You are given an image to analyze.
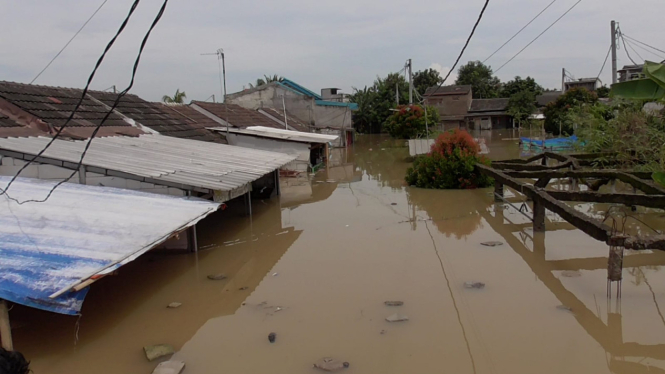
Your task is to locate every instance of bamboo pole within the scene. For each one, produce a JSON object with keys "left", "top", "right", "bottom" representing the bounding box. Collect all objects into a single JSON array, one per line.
[{"left": 0, "top": 299, "right": 13, "bottom": 351}]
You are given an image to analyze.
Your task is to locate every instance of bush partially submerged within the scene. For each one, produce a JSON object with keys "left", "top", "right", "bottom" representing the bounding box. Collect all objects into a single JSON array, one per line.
[
  {"left": 384, "top": 104, "right": 440, "bottom": 139},
  {"left": 405, "top": 129, "right": 493, "bottom": 189}
]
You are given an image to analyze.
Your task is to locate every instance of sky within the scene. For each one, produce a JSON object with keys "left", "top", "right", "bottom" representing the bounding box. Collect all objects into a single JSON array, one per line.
[{"left": 1, "top": 0, "right": 663, "bottom": 102}]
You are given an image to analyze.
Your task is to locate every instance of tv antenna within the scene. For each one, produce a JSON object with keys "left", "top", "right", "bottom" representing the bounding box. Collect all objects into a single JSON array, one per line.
[{"left": 201, "top": 48, "right": 226, "bottom": 102}]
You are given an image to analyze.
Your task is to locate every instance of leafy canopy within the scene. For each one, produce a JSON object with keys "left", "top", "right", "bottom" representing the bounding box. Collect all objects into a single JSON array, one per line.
[
  {"left": 162, "top": 89, "right": 187, "bottom": 104},
  {"left": 455, "top": 61, "right": 501, "bottom": 99}
]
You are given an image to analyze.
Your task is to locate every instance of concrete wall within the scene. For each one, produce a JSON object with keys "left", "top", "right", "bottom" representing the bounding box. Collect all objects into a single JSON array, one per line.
[
  {"left": 226, "top": 134, "right": 310, "bottom": 172},
  {"left": 0, "top": 156, "right": 185, "bottom": 197},
  {"left": 425, "top": 92, "right": 472, "bottom": 118}
]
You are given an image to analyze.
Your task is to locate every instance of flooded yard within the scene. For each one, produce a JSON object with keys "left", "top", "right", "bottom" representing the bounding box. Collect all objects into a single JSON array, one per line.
[{"left": 11, "top": 131, "right": 665, "bottom": 374}]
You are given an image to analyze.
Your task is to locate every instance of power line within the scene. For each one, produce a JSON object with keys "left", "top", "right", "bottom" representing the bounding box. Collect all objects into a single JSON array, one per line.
[
  {"left": 483, "top": 0, "right": 557, "bottom": 63},
  {"left": 624, "top": 38, "right": 665, "bottom": 60},
  {"left": 433, "top": 0, "right": 491, "bottom": 92},
  {"left": 1, "top": 0, "right": 141, "bottom": 199},
  {"left": 624, "top": 39, "right": 645, "bottom": 62},
  {"left": 597, "top": 44, "right": 612, "bottom": 80},
  {"left": 618, "top": 29, "right": 638, "bottom": 65},
  {"left": 622, "top": 34, "right": 665, "bottom": 56},
  {"left": 30, "top": 0, "right": 109, "bottom": 84},
  {"left": 495, "top": 0, "right": 582, "bottom": 73},
  {"left": 3, "top": 0, "right": 169, "bottom": 204}
]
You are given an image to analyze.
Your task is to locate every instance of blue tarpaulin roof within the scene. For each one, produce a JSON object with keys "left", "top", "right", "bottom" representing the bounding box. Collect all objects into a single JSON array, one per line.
[{"left": 0, "top": 177, "right": 220, "bottom": 315}]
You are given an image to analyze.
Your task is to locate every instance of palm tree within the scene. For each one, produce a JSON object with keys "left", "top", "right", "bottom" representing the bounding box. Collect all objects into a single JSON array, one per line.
[
  {"left": 248, "top": 75, "right": 283, "bottom": 89},
  {"left": 162, "top": 89, "right": 187, "bottom": 103}
]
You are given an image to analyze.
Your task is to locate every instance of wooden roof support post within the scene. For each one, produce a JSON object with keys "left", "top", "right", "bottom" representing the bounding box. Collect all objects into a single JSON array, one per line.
[
  {"left": 533, "top": 199, "right": 546, "bottom": 232},
  {"left": 494, "top": 182, "right": 504, "bottom": 202},
  {"left": 0, "top": 299, "right": 13, "bottom": 351}
]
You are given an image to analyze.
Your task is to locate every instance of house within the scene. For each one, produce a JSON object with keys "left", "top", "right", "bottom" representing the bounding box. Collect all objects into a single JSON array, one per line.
[
  {"left": 618, "top": 64, "right": 645, "bottom": 82},
  {"left": 225, "top": 78, "right": 356, "bottom": 147},
  {"left": 423, "top": 85, "right": 473, "bottom": 128},
  {"left": 321, "top": 88, "right": 350, "bottom": 103},
  {"left": 208, "top": 126, "right": 339, "bottom": 172},
  {"left": 564, "top": 78, "right": 600, "bottom": 92},
  {"left": 465, "top": 98, "right": 511, "bottom": 130},
  {"left": 536, "top": 91, "right": 562, "bottom": 107}
]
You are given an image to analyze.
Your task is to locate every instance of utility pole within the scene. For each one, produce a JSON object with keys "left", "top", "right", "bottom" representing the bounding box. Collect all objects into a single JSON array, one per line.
[
  {"left": 562, "top": 68, "right": 566, "bottom": 93},
  {"left": 408, "top": 59, "right": 413, "bottom": 105},
  {"left": 396, "top": 83, "right": 399, "bottom": 105},
  {"left": 611, "top": 20, "right": 618, "bottom": 85},
  {"left": 201, "top": 48, "right": 227, "bottom": 102}
]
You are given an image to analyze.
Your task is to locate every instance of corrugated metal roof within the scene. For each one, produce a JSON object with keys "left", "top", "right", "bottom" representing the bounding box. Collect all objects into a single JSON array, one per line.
[
  {"left": 0, "top": 176, "right": 220, "bottom": 315},
  {"left": 209, "top": 126, "right": 338, "bottom": 144},
  {"left": 0, "top": 134, "right": 296, "bottom": 199}
]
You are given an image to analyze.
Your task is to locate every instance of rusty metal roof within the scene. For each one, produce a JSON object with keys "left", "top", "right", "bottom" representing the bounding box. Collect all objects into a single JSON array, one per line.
[
  {"left": 469, "top": 98, "right": 509, "bottom": 113},
  {"left": 424, "top": 85, "right": 472, "bottom": 96}
]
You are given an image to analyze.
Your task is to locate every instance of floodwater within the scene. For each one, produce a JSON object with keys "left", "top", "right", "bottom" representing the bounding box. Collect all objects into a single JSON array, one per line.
[{"left": 11, "top": 130, "right": 665, "bottom": 374}]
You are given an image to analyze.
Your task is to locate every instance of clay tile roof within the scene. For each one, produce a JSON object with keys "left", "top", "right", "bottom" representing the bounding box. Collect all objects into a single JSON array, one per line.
[
  {"left": 536, "top": 92, "right": 562, "bottom": 107},
  {"left": 469, "top": 98, "right": 510, "bottom": 112},
  {"left": 258, "top": 107, "right": 311, "bottom": 132},
  {"left": 191, "top": 102, "right": 283, "bottom": 129},
  {"left": 424, "top": 85, "right": 472, "bottom": 96}
]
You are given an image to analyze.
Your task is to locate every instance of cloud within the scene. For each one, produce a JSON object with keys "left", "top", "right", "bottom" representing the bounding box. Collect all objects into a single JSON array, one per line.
[{"left": 429, "top": 63, "right": 457, "bottom": 85}]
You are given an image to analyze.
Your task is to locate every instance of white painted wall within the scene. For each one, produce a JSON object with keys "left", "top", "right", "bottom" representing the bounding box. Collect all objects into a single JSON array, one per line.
[{"left": 226, "top": 135, "right": 310, "bottom": 172}]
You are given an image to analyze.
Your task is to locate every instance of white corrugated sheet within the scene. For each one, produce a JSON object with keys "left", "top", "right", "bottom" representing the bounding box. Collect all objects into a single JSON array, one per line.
[
  {"left": 209, "top": 126, "right": 339, "bottom": 144},
  {"left": 0, "top": 177, "right": 220, "bottom": 315},
  {"left": 408, "top": 139, "right": 435, "bottom": 157},
  {"left": 0, "top": 134, "right": 296, "bottom": 199}
]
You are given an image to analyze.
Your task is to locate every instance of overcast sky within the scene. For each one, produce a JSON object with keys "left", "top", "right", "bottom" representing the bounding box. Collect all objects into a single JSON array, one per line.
[{"left": 1, "top": 0, "right": 663, "bottom": 102}]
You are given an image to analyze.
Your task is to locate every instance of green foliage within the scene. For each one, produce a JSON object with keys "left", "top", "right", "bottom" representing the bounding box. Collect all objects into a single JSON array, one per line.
[
  {"left": 413, "top": 68, "right": 443, "bottom": 96},
  {"left": 249, "top": 74, "right": 283, "bottom": 88},
  {"left": 507, "top": 91, "right": 537, "bottom": 128},
  {"left": 543, "top": 88, "right": 598, "bottom": 135},
  {"left": 653, "top": 172, "right": 665, "bottom": 187},
  {"left": 162, "top": 89, "right": 187, "bottom": 104},
  {"left": 384, "top": 105, "right": 440, "bottom": 139},
  {"left": 455, "top": 61, "right": 501, "bottom": 99},
  {"left": 349, "top": 73, "right": 410, "bottom": 133},
  {"left": 596, "top": 85, "right": 610, "bottom": 98},
  {"left": 405, "top": 129, "right": 493, "bottom": 189},
  {"left": 500, "top": 76, "right": 543, "bottom": 98},
  {"left": 574, "top": 101, "right": 665, "bottom": 171}
]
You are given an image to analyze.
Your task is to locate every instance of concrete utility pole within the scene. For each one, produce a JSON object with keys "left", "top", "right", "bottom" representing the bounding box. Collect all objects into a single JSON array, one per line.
[
  {"left": 408, "top": 59, "right": 414, "bottom": 105},
  {"left": 611, "top": 20, "right": 618, "bottom": 84},
  {"left": 562, "top": 68, "right": 566, "bottom": 93}
]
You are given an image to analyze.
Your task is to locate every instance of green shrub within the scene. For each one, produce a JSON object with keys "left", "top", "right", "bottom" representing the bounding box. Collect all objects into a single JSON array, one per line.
[
  {"left": 543, "top": 88, "right": 598, "bottom": 135},
  {"left": 405, "top": 129, "right": 493, "bottom": 189},
  {"left": 384, "top": 104, "right": 439, "bottom": 139}
]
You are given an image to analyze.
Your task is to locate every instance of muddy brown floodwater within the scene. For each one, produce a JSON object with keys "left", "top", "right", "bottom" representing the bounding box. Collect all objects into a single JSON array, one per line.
[{"left": 11, "top": 130, "right": 665, "bottom": 374}]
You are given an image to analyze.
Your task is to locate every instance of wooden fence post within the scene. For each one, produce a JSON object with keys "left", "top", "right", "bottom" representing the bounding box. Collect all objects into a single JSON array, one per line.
[
  {"left": 533, "top": 200, "right": 546, "bottom": 232},
  {"left": 0, "top": 299, "right": 13, "bottom": 351}
]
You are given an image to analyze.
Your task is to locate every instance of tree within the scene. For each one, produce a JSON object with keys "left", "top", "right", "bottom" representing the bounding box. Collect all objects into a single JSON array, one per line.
[
  {"left": 596, "top": 85, "right": 610, "bottom": 98},
  {"left": 455, "top": 61, "right": 501, "bottom": 99},
  {"left": 349, "top": 72, "right": 410, "bottom": 133},
  {"left": 249, "top": 74, "right": 283, "bottom": 88},
  {"left": 500, "top": 76, "right": 544, "bottom": 98},
  {"left": 543, "top": 87, "right": 598, "bottom": 135},
  {"left": 384, "top": 104, "right": 440, "bottom": 139},
  {"left": 413, "top": 68, "right": 443, "bottom": 96},
  {"left": 507, "top": 91, "right": 537, "bottom": 129},
  {"left": 162, "top": 89, "right": 187, "bottom": 104}
]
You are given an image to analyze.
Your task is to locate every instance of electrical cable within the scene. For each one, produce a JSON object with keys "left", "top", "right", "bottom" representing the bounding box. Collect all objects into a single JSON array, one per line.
[
  {"left": 624, "top": 39, "right": 645, "bottom": 62},
  {"left": 624, "top": 38, "right": 665, "bottom": 60},
  {"left": 495, "top": 0, "right": 582, "bottom": 73},
  {"left": 483, "top": 0, "right": 557, "bottom": 63},
  {"left": 597, "top": 44, "right": 612, "bottom": 80},
  {"left": 619, "top": 29, "right": 638, "bottom": 65},
  {"left": 0, "top": 0, "right": 141, "bottom": 198},
  {"left": 3, "top": 0, "right": 169, "bottom": 204},
  {"left": 431, "top": 0, "right": 491, "bottom": 94},
  {"left": 622, "top": 34, "right": 665, "bottom": 56},
  {"left": 31, "top": 0, "right": 109, "bottom": 84}
]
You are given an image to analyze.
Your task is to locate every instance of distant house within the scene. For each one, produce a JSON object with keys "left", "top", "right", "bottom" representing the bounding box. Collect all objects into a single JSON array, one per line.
[
  {"left": 466, "top": 98, "right": 511, "bottom": 130},
  {"left": 564, "top": 78, "right": 601, "bottom": 92},
  {"left": 536, "top": 91, "right": 563, "bottom": 107},
  {"left": 618, "top": 64, "right": 645, "bottom": 82},
  {"left": 225, "top": 78, "right": 356, "bottom": 147},
  {"left": 423, "top": 85, "right": 473, "bottom": 128},
  {"left": 320, "top": 88, "right": 350, "bottom": 103}
]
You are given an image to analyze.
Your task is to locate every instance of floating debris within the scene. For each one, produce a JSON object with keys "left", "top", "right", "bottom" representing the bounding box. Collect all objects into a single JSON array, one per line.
[
  {"left": 207, "top": 273, "right": 227, "bottom": 281},
  {"left": 464, "top": 282, "right": 485, "bottom": 289},
  {"left": 384, "top": 301, "right": 404, "bottom": 306},
  {"left": 481, "top": 241, "right": 503, "bottom": 247},
  {"left": 144, "top": 344, "right": 175, "bottom": 361},
  {"left": 390, "top": 203, "right": 397, "bottom": 206},
  {"left": 152, "top": 361, "right": 185, "bottom": 374},
  {"left": 386, "top": 313, "right": 409, "bottom": 322},
  {"left": 556, "top": 305, "right": 573, "bottom": 312},
  {"left": 313, "top": 357, "right": 350, "bottom": 372},
  {"left": 380, "top": 329, "right": 387, "bottom": 335},
  {"left": 268, "top": 332, "right": 276, "bottom": 343},
  {"left": 239, "top": 287, "right": 249, "bottom": 291},
  {"left": 272, "top": 272, "right": 279, "bottom": 276},
  {"left": 561, "top": 271, "right": 582, "bottom": 278},
  {"left": 166, "top": 302, "right": 182, "bottom": 309}
]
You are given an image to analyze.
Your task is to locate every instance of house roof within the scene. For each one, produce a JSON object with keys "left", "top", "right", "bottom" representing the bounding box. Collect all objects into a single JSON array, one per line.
[
  {"left": 0, "top": 176, "right": 220, "bottom": 315},
  {"left": 0, "top": 134, "right": 297, "bottom": 201},
  {"left": 619, "top": 64, "right": 644, "bottom": 72},
  {"left": 209, "top": 126, "right": 338, "bottom": 144},
  {"left": 280, "top": 79, "right": 323, "bottom": 99},
  {"left": 156, "top": 104, "right": 226, "bottom": 143},
  {"left": 424, "top": 85, "right": 472, "bottom": 96},
  {"left": 536, "top": 92, "right": 562, "bottom": 107},
  {"left": 0, "top": 81, "right": 145, "bottom": 138},
  {"left": 190, "top": 102, "right": 284, "bottom": 129},
  {"left": 566, "top": 78, "right": 600, "bottom": 84},
  {"left": 469, "top": 98, "right": 509, "bottom": 112},
  {"left": 258, "top": 107, "right": 311, "bottom": 132}
]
